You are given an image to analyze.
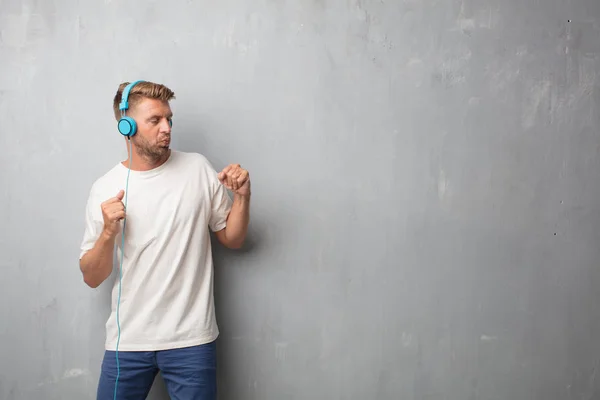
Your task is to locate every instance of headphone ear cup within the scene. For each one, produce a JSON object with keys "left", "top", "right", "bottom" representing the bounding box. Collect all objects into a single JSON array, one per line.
[{"left": 118, "top": 117, "right": 137, "bottom": 137}]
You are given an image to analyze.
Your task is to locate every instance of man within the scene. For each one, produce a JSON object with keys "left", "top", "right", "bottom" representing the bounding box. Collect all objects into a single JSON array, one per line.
[{"left": 79, "top": 80, "right": 250, "bottom": 399}]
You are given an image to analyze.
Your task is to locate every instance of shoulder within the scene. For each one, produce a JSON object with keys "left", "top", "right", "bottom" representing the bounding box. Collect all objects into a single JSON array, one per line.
[
  {"left": 173, "top": 151, "right": 214, "bottom": 168},
  {"left": 170, "top": 151, "right": 223, "bottom": 193},
  {"left": 85, "top": 163, "right": 123, "bottom": 205},
  {"left": 171, "top": 151, "right": 219, "bottom": 176}
]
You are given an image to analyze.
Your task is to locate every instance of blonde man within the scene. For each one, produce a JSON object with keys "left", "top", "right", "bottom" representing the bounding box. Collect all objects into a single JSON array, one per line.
[{"left": 79, "top": 80, "right": 251, "bottom": 399}]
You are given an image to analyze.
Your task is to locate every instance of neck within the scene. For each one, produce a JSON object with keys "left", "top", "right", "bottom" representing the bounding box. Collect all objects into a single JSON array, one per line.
[{"left": 123, "top": 142, "right": 170, "bottom": 171}]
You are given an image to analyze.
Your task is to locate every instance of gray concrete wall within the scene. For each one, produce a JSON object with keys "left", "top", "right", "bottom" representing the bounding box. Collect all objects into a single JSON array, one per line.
[{"left": 2, "top": 0, "right": 600, "bottom": 399}]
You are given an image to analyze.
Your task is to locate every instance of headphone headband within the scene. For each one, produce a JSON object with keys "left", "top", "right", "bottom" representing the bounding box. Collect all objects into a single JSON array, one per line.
[{"left": 119, "top": 80, "right": 145, "bottom": 112}]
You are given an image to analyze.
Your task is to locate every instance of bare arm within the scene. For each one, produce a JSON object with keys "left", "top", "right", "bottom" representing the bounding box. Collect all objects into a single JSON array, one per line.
[
  {"left": 215, "top": 193, "right": 250, "bottom": 249},
  {"left": 79, "top": 230, "right": 116, "bottom": 288},
  {"left": 79, "top": 190, "right": 125, "bottom": 288}
]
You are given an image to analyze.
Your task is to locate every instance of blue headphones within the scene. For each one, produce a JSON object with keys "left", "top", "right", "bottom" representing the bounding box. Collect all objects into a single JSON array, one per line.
[{"left": 117, "top": 80, "right": 144, "bottom": 137}]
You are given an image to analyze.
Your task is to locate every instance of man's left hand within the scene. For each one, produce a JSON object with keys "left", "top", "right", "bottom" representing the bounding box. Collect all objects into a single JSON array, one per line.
[{"left": 218, "top": 164, "right": 251, "bottom": 197}]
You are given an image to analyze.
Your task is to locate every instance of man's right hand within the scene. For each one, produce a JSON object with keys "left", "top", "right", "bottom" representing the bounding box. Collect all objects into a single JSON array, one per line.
[
  {"left": 80, "top": 190, "right": 125, "bottom": 288},
  {"left": 101, "top": 190, "right": 125, "bottom": 238}
]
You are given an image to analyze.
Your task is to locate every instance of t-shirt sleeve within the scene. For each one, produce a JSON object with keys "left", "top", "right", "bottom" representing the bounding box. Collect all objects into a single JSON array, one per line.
[
  {"left": 79, "top": 189, "right": 103, "bottom": 259},
  {"left": 209, "top": 175, "right": 233, "bottom": 232}
]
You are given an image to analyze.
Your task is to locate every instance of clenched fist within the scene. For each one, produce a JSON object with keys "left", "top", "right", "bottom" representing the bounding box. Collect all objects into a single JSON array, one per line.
[
  {"left": 101, "top": 190, "right": 126, "bottom": 238},
  {"left": 218, "top": 164, "right": 250, "bottom": 197}
]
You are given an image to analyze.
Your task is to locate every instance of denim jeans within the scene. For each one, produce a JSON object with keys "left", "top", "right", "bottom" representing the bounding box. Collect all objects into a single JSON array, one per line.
[{"left": 96, "top": 340, "right": 217, "bottom": 400}]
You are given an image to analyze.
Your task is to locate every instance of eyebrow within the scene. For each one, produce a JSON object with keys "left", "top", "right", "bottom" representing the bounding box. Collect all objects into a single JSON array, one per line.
[{"left": 147, "top": 113, "right": 173, "bottom": 120}]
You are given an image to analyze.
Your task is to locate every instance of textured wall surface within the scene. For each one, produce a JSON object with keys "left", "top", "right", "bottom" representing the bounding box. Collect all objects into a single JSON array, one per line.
[{"left": 2, "top": 0, "right": 600, "bottom": 399}]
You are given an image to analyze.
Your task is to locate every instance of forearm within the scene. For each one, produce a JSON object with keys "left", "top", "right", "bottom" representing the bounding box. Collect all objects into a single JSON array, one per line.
[
  {"left": 223, "top": 194, "right": 250, "bottom": 248},
  {"left": 80, "top": 231, "right": 115, "bottom": 288}
]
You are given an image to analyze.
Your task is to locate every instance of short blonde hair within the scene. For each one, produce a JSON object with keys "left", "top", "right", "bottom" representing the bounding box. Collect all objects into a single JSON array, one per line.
[{"left": 112, "top": 81, "right": 176, "bottom": 120}]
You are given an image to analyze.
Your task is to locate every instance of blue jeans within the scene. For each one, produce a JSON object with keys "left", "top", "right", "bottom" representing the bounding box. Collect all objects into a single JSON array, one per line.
[{"left": 96, "top": 340, "right": 217, "bottom": 400}]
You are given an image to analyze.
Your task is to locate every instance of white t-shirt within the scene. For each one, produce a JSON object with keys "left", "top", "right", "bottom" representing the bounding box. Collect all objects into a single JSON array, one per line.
[{"left": 79, "top": 150, "right": 233, "bottom": 351}]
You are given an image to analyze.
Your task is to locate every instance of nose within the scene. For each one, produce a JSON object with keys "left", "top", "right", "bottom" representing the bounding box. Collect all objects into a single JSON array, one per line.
[{"left": 161, "top": 118, "right": 172, "bottom": 132}]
